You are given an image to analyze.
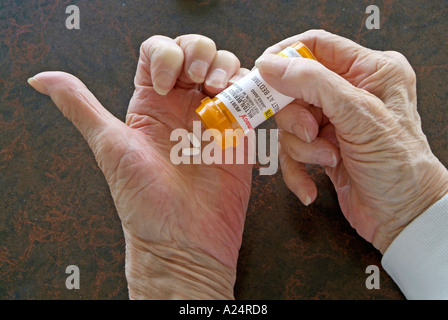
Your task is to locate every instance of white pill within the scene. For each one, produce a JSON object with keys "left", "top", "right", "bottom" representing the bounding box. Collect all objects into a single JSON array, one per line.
[
  {"left": 182, "top": 148, "right": 200, "bottom": 157},
  {"left": 187, "top": 132, "right": 201, "bottom": 148}
]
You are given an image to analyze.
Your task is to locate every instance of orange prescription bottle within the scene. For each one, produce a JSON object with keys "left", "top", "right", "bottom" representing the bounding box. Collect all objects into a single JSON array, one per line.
[{"left": 195, "top": 41, "right": 317, "bottom": 148}]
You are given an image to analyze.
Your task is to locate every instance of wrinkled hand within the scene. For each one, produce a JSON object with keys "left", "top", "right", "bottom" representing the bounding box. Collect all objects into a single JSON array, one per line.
[
  {"left": 28, "top": 34, "right": 252, "bottom": 299},
  {"left": 256, "top": 30, "right": 448, "bottom": 253}
]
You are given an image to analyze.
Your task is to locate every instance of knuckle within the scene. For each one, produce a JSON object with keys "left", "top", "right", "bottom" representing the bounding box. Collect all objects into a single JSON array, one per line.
[
  {"left": 139, "top": 36, "right": 174, "bottom": 61},
  {"left": 187, "top": 34, "right": 216, "bottom": 52},
  {"left": 140, "top": 35, "right": 163, "bottom": 53},
  {"left": 148, "top": 44, "right": 183, "bottom": 64},
  {"left": 384, "top": 51, "right": 416, "bottom": 83},
  {"left": 139, "top": 39, "right": 150, "bottom": 56},
  {"left": 216, "top": 49, "right": 237, "bottom": 60},
  {"left": 353, "top": 90, "right": 383, "bottom": 111},
  {"left": 215, "top": 50, "right": 240, "bottom": 67},
  {"left": 159, "top": 44, "right": 183, "bottom": 59},
  {"left": 306, "top": 29, "right": 330, "bottom": 37},
  {"left": 198, "top": 35, "right": 216, "bottom": 48}
]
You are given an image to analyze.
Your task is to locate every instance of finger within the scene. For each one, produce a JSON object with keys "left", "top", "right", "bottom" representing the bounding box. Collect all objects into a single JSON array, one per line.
[
  {"left": 28, "top": 71, "right": 126, "bottom": 170},
  {"left": 229, "top": 67, "right": 250, "bottom": 84},
  {"left": 175, "top": 34, "right": 217, "bottom": 85},
  {"left": 324, "top": 161, "right": 352, "bottom": 219},
  {"left": 279, "top": 145, "right": 317, "bottom": 206},
  {"left": 203, "top": 50, "right": 241, "bottom": 95},
  {"left": 274, "top": 102, "right": 319, "bottom": 143},
  {"left": 279, "top": 130, "right": 339, "bottom": 168},
  {"left": 361, "top": 50, "right": 418, "bottom": 117},
  {"left": 318, "top": 122, "right": 339, "bottom": 148},
  {"left": 255, "top": 53, "right": 388, "bottom": 137},
  {"left": 262, "top": 29, "right": 380, "bottom": 86},
  {"left": 135, "top": 35, "right": 184, "bottom": 95},
  {"left": 261, "top": 30, "right": 416, "bottom": 108}
]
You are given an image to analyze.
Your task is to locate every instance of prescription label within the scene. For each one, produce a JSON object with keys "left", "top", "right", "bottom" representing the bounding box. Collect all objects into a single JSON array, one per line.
[{"left": 216, "top": 46, "right": 304, "bottom": 132}]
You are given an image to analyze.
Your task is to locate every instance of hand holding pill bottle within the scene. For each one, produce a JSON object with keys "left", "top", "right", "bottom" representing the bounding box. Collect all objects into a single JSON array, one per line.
[{"left": 195, "top": 42, "right": 317, "bottom": 148}]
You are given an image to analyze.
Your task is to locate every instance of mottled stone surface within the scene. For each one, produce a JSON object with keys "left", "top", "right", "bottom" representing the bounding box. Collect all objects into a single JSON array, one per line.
[{"left": 1, "top": 0, "right": 446, "bottom": 299}]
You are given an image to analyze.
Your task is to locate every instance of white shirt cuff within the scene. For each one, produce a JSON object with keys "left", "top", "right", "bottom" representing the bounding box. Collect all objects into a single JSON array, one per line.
[{"left": 381, "top": 194, "right": 448, "bottom": 299}]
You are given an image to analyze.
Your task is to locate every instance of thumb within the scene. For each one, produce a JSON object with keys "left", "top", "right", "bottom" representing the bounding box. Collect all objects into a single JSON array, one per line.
[
  {"left": 28, "top": 71, "right": 127, "bottom": 171},
  {"left": 255, "top": 54, "right": 387, "bottom": 136}
]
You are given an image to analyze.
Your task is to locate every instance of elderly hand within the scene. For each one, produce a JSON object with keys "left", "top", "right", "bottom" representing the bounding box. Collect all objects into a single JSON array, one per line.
[
  {"left": 256, "top": 30, "right": 448, "bottom": 253},
  {"left": 28, "top": 34, "right": 252, "bottom": 299}
]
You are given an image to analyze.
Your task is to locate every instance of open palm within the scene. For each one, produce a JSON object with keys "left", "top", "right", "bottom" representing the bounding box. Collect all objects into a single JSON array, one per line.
[{"left": 29, "top": 35, "right": 252, "bottom": 273}]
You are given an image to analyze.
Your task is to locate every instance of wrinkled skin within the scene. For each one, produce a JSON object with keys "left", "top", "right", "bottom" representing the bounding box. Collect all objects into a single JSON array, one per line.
[
  {"left": 257, "top": 30, "right": 448, "bottom": 253},
  {"left": 29, "top": 35, "right": 252, "bottom": 298},
  {"left": 28, "top": 29, "right": 448, "bottom": 299}
]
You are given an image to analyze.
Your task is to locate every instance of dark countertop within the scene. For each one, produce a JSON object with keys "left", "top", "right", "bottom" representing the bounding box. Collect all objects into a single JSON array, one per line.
[{"left": 1, "top": 0, "right": 446, "bottom": 299}]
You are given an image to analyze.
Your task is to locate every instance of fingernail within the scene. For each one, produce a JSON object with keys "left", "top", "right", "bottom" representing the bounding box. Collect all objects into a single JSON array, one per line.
[
  {"left": 27, "top": 77, "right": 48, "bottom": 95},
  {"left": 316, "top": 150, "right": 337, "bottom": 167},
  {"left": 188, "top": 60, "right": 208, "bottom": 83},
  {"left": 290, "top": 123, "right": 311, "bottom": 143},
  {"left": 205, "top": 68, "right": 228, "bottom": 89},
  {"left": 303, "top": 194, "right": 312, "bottom": 206},
  {"left": 304, "top": 128, "right": 311, "bottom": 143},
  {"left": 153, "top": 70, "right": 174, "bottom": 95}
]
